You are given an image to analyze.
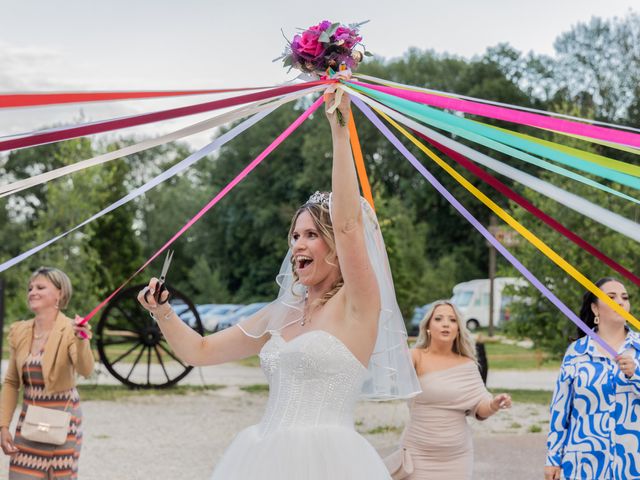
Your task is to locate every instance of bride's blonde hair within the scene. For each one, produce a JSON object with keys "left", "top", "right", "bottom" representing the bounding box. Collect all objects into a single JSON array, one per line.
[{"left": 415, "top": 300, "right": 477, "bottom": 361}]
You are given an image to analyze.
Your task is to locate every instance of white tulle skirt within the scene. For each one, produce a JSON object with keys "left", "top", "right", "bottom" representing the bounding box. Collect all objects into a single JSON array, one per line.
[{"left": 210, "top": 424, "right": 391, "bottom": 479}]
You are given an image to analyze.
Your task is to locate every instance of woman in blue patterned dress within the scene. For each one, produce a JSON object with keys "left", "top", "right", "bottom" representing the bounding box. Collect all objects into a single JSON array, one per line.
[{"left": 545, "top": 277, "right": 640, "bottom": 480}]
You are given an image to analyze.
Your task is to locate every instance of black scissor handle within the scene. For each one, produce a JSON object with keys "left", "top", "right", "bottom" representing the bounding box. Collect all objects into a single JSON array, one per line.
[{"left": 144, "top": 281, "right": 170, "bottom": 305}]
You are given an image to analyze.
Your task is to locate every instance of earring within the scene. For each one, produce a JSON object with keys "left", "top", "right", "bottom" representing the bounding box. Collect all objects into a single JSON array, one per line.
[{"left": 594, "top": 315, "right": 600, "bottom": 325}]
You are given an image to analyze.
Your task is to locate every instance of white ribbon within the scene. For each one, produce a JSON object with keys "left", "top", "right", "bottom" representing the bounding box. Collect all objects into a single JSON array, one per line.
[
  {"left": 325, "top": 69, "right": 353, "bottom": 115},
  {"left": 345, "top": 86, "right": 640, "bottom": 243},
  {"left": 0, "top": 85, "right": 326, "bottom": 197},
  {"left": 0, "top": 88, "right": 322, "bottom": 273}
]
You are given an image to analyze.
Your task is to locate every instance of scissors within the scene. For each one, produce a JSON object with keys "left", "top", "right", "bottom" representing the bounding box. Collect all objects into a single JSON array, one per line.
[{"left": 145, "top": 249, "right": 173, "bottom": 305}]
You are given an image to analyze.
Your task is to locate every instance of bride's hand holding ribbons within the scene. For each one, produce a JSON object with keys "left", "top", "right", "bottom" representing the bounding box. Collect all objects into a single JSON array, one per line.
[{"left": 324, "top": 86, "right": 351, "bottom": 131}]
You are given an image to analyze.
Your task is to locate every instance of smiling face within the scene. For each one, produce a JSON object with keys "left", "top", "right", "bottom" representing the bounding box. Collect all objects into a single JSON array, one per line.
[
  {"left": 27, "top": 275, "right": 61, "bottom": 313},
  {"left": 426, "top": 304, "right": 460, "bottom": 348},
  {"left": 290, "top": 210, "right": 340, "bottom": 287},
  {"left": 592, "top": 280, "right": 630, "bottom": 328}
]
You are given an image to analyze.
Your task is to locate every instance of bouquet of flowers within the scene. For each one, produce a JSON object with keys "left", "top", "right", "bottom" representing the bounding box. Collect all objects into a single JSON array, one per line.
[{"left": 277, "top": 20, "right": 371, "bottom": 76}]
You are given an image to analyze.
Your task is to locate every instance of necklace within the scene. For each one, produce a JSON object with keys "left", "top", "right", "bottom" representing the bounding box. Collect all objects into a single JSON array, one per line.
[{"left": 33, "top": 326, "right": 51, "bottom": 340}]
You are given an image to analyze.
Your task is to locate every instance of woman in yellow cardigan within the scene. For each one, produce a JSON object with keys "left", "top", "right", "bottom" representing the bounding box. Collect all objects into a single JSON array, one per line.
[{"left": 0, "top": 267, "right": 93, "bottom": 479}]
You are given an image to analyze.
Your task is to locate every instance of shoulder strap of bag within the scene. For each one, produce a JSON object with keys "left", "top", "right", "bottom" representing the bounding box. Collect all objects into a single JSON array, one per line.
[{"left": 25, "top": 352, "right": 74, "bottom": 413}]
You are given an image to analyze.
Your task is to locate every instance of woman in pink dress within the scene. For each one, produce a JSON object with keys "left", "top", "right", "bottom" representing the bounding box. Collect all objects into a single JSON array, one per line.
[{"left": 386, "top": 300, "right": 512, "bottom": 479}]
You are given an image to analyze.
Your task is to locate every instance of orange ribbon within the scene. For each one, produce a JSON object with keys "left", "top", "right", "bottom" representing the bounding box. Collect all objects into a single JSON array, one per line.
[{"left": 348, "top": 108, "right": 375, "bottom": 210}]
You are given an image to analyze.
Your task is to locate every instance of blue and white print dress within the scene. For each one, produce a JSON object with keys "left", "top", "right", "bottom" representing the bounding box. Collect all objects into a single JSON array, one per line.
[{"left": 546, "top": 331, "right": 640, "bottom": 480}]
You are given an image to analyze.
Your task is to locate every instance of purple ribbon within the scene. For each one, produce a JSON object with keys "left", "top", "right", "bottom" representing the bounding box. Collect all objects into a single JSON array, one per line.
[{"left": 352, "top": 96, "right": 616, "bottom": 357}]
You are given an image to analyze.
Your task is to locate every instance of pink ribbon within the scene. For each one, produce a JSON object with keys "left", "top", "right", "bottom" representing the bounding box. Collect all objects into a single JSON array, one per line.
[{"left": 349, "top": 80, "right": 640, "bottom": 148}]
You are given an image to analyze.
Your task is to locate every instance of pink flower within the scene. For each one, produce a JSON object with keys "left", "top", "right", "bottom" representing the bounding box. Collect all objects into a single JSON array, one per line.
[{"left": 295, "top": 30, "right": 325, "bottom": 58}]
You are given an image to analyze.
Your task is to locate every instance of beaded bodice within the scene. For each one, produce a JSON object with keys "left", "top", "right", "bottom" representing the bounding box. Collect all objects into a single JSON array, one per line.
[{"left": 257, "top": 330, "right": 367, "bottom": 435}]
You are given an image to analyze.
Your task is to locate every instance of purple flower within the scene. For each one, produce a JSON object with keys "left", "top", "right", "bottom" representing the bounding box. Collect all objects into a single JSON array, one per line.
[{"left": 309, "top": 20, "right": 332, "bottom": 32}]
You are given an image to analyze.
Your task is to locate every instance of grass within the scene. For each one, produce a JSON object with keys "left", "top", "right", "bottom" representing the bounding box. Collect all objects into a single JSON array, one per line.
[
  {"left": 485, "top": 342, "right": 560, "bottom": 370},
  {"left": 234, "top": 339, "right": 560, "bottom": 371},
  {"left": 240, "top": 384, "right": 269, "bottom": 394},
  {"left": 365, "top": 425, "right": 403, "bottom": 435},
  {"left": 77, "top": 384, "right": 224, "bottom": 401},
  {"left": 529, "top": 424, "right": 543, "bottom": 433},
  {"left": 488, "top": 388, "right": 553, "bottom": 406}
]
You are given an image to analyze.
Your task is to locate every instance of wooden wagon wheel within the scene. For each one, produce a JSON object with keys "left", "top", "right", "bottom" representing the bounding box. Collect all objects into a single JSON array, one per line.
[{"left": 95, "top": 283, "right": 203, "bottom": 388}]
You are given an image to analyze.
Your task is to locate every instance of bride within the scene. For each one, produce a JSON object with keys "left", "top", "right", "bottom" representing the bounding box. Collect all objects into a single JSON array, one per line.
[{"left": 137, "top": 89, "right": 420, "bottom": 479}]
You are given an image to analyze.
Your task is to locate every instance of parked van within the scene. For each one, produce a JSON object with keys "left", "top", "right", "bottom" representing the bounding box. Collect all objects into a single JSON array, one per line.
[{"left": 450, "top": 277, "right": 526, "bottom": 331}]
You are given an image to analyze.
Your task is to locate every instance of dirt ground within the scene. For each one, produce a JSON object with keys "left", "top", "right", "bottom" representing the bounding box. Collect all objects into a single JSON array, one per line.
[{"left": 0, "top": 385, "right": 548, "bottom": 479}]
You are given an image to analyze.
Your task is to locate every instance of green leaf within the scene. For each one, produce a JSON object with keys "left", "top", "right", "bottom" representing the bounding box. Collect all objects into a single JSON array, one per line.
[
  {"left": 364, "top": 51, "right": 373, "bottom": 57},
  {"left": 319, "top": 31, "right": 330, "bottom": 43},
  {"left": 326, "top": 22, "right": 340, "bottom": 37}
]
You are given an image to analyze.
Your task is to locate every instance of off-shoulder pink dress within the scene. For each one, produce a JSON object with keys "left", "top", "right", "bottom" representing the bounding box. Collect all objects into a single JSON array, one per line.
[{"left": 394, "top": 361, "right": 492, "bottom": 479}]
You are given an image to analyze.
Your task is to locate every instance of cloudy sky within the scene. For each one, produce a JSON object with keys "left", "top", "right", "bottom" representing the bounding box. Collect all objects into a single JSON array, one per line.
[{"left": 1, "top": 0, "right": 637, "bottom": 147}]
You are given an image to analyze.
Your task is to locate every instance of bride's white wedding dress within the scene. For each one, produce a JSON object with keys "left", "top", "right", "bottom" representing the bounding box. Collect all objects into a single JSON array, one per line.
[{"left": 210, "top": 329, "right": 391, "bottom": 479}]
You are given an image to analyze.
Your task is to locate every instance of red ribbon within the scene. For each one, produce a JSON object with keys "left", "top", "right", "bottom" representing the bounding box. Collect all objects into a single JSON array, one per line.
[
  {"left": 415, "top": 131, "right": 640, "bottom": 287},
  {"left": 0, "top": 87, "right": 276, "bottom": 109},
  {"left": 0, "top": 80, "right": 333, "bottom": 152}
]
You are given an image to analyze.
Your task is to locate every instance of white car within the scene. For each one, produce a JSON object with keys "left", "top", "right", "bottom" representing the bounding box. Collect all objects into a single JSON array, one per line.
[
  {"left": 201, "top": 304, "right": 242, "bottom": 332},
  {"left": 216, "top": 302, "right": 269, "bottom": 331}
]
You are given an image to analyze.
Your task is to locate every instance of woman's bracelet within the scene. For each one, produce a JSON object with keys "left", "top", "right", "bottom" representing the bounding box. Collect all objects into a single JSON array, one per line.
[{"left": 149, "top": 306, "right": 174, "bottom": 321}]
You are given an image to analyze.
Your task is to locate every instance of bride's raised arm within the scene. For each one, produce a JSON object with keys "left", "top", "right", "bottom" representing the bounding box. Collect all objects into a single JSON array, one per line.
[{"left": 325, "top": 90, "right": 380, "bottom": 330}]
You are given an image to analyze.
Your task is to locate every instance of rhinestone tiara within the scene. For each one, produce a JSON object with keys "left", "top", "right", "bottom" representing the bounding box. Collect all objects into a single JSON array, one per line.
[{"left": 306, "top": 191, "right": 331, "bottom": 207}]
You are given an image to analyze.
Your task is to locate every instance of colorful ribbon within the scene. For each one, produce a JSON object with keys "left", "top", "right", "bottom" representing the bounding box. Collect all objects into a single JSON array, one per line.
[
  {"left": 345, "top": 86, "right": 640, "bottom": 243},
  {"left": 0, "top": 80, "right": 331, "bottom": 152},
  {"left": 346, "top": 81, "right": 640, "bottom": 197},
  {"left": 376, "top": 108, "right": 640, "bottom": 332},
  {"left": 481, "top": 122, "right": 640, "bottom": 178},
  {"left": 349, "top": 79, "right": 640, "bottom": 148},
  {"left": 351, "top": 96, "right": 617, "bottom": 357},
  {"left": 354, "top": 73, "right": 640, "bottom": 136},
  {"left": 418, "top": 132, "right": 640, "bottom": 287},
  {"left": 0, "top": 86, "right": 325, "bottom": 197},
  {"left": 81, "top": 96, "right": 324, "bottom": 322},
  {"left": 0, "top": 104, "right": 279, "bottom": 272}
]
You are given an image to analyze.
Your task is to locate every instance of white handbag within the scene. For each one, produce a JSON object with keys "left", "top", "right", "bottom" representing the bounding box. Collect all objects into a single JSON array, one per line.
[
  {"left": 21, "top": 362, "right": 72, "bottom": 446},
  {"left": 21, "top": 405, "right": 71, "bottom": 446},
  {"left": 383, "top": 447, "right": 414, "bottom": 480}
]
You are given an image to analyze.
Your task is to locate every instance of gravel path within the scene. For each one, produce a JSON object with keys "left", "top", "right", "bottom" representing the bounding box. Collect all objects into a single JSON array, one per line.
[{"left": 0, "top": 385, "right": 549, "bottom": 480}]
